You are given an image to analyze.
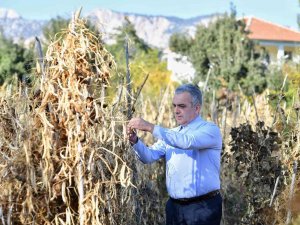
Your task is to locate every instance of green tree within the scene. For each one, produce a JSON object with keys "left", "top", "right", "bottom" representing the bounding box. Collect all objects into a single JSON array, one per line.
[
  {"left": 42, "top": 16, "right": 69, "bottom": 43},
  {"left": 130, "top": 50, "right": 171, "bottom": 98},
  {"left": 107, "top": 17, "right": 150, "bottom": 65},
  {"left": 107, "top": 17, "right": 172, "bottom": 99},
  {"left": 170, "top": 14, "right": 268, "bottom": 95},
  {"left": 169, "top": 33, "right": 192, "bottom": 55},
  {"left": 0, "top": 33, "right": 34, "bottom": 85}
]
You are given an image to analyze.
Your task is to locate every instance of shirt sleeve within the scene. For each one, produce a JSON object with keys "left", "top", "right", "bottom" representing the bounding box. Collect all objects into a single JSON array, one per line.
[
  {"left": 132, "top": 138, "right": 166, "bottom": 164},
  {"left": 152, "top": 124, "right": 222, "bottom": 150}
]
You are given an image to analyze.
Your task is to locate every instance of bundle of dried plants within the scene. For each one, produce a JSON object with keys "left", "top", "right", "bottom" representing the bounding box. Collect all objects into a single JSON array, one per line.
[{"left": 0, "top": 14, "right": 136, "bottom": 225}]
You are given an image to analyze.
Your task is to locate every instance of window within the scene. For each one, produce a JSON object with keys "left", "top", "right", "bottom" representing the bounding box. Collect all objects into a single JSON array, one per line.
[{"left": 284, "top": 51, "right": 292, "bottom": 60}]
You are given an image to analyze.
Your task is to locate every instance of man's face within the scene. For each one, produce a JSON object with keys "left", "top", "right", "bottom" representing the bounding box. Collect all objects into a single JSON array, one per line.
[{"left": 172, "top": 92, "right": 200, "bottom": 126}]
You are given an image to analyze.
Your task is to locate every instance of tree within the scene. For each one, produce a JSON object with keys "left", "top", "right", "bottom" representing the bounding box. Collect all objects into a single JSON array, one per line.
[
  {"left": 130, "top": 50, "right": 171, "bottom": 98},
  {"left": 42, "top": 16, "right": 69, "bottom": 43},
  {"left": 107, "top": 17, "right": 150, "bottom": 65},
  {"left": 169, "top": 14, "right": 268, "bottom": 95},
  {"left": 0, "top": 33, "right": 34, "bottom": 85},
  {"left": 169, "top": 33, "right": 192, "bottom": 55},
  {"left": 107, "top": 17, "right": 172, "bottom": 99}
]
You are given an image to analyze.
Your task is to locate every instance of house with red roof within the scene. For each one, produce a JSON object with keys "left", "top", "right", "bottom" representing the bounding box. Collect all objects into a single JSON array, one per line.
[{"left": 243, "top": 17, "right": 300, "bottom": 63}]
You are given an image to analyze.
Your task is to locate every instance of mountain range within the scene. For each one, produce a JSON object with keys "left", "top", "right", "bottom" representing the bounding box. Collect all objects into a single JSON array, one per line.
[{"left": 0, "top": 8, "right": 219, "bottom": 49}]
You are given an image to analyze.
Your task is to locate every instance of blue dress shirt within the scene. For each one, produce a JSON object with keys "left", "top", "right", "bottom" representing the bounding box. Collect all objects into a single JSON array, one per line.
[{"left": 132, "top": 116, "right": 222, "bottom": 199}]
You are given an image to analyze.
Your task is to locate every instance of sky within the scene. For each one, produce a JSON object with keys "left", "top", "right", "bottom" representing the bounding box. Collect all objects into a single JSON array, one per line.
[{"left": 1, "top": 0, "right": 299, "bottom": 30}]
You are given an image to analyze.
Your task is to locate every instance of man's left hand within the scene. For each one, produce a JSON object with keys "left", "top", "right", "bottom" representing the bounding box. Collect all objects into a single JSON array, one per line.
[{"left": 128, "top": 117, "right": 154, "bottom": 133}]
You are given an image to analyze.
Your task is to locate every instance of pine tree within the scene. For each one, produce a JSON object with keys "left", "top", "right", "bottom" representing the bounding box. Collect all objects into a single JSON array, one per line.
[
  {"left": 169, "top": 33, "right": 192, "bottom": 55},
  {"left": 0, "top": 33, "right": 34, "bottom": 85},
  {"left": 169, "top": 13, "right": 268, "bottom": 95},
  {"left": 107, "top": 17, "right": 172, "bottom": 99}
]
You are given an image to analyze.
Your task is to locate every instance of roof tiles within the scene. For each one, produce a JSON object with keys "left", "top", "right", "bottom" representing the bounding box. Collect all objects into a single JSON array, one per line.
[{"left": 243, "top": 17, "right": 300, "bottom": 42}]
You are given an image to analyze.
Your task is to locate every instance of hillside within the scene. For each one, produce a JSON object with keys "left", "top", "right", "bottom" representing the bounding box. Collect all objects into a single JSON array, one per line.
[{"left": 0, "top": 7, "right": 219, "bottom": 48}]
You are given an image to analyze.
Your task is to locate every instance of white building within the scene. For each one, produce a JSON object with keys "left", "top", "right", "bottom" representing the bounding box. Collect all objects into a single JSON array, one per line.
[
  {"left": 244, "top": 16, "right": 300, "bottom": 63},
  {"left": 162, "top": 49, "right": 195, "bottom": 83}
]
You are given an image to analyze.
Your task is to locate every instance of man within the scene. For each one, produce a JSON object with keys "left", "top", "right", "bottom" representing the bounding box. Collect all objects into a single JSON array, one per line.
[{"left": 127, "top": 84, "right": 222, "bottom": 225}]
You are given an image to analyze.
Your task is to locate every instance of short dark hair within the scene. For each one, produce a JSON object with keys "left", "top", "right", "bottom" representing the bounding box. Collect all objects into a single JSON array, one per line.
[{"left": 175, "top": 84, "right": 202, "bottom": 106}]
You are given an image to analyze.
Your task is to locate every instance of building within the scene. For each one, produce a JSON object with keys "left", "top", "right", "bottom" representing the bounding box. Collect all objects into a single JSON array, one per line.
[
  {"left": 162, "top": 49, "right": 195, "bottom": 83},
  {"left": 243, "top": 16, "right": 300, "bottom": 63},
  {"left": 165, "top": 16, "right": 300, "bottom": 83}
]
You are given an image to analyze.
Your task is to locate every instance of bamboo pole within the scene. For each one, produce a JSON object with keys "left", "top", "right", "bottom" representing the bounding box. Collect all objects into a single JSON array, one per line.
[
  {"left": 7, "top": 191, "right": 12, "bottom": 225},
  {"left": 156, "top": 84, "right": 170, "bottom": 124},
  {"left": 125, "top": 37, "right": 132, "bottom": 120},
  {"left": 0, "top": 206, "right": 5, "bottom": 225},
  {"left": 203, "top": 66, "right": 212, "bottom": 93},
  {"left": 251, "top": 94, "right": 259, "bottom": 124},
  {"left": 221, "top": 90, "right": 229, "bottom": 140},
  {"left": 232, "top": 95, "right": 240, "bottom": 127},
  {"left": 125, "top": 36, "right": 141, "bottom": 224},
  {"left": 72, "top": 15, "right": 85, "bottom": 224},
  {"left": 112, "top": 82, "right": 124, "bottom": 111},
  {"left": 286, "top": 161, "right": 298, "bottom": 224},
  {"left": 271, "top": 74, "right": 288, "bottom": 128},
  {"left": 210, "top": 89, "right": 218, "bottom": 124},
  {"left": 269, "top": 176, "right": 280, "bottom": 207},
  {"left": 34, "top": 37, "right": 45, "bottom": 81},
  {"left": 201, "top": 66, "right": 212, "bottom": 119},
  {"left": 132, "top": 73, "right": 149, "bottom": 112},
  {"left": 76, "top": 113, "right": 85, "bottom": 225}
]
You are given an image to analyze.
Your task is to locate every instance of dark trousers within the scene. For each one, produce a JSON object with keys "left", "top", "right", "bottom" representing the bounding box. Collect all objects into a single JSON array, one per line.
[{"left": 165, "top": 193, "right": 222, "bottom": 225}]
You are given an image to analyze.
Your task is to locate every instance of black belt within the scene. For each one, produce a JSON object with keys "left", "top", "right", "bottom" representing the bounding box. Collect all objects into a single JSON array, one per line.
[{"left": 170, "top": 190, "right": 220, "bottom": 205}]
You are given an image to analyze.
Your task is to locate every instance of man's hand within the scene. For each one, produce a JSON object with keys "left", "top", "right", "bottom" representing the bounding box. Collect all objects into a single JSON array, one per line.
[
  {"left": 128, "top": 118, "right": 155, "bottom": 133},
  {"left": 127, "top": 127, "right": 138, "bottom": 145}
]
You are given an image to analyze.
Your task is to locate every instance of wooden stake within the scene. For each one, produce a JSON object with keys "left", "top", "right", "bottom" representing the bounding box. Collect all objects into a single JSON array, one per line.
[
  {"left": 269, "top": 176, "right": 280, "bottom": 207},
  {"left": 35, "top": 37, "right": 45, "bottom": 81},
  {"left": 125, "top": 37, "right": 132, "bottom": 120},
  {"left": 286, "top": 161, "right": 298, "bottom": 224}
]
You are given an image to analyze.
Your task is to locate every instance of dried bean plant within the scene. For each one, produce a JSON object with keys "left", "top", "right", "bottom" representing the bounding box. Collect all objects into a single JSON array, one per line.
[{"left": 0, "top": 15, "right": 136, "bottom": 225}]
